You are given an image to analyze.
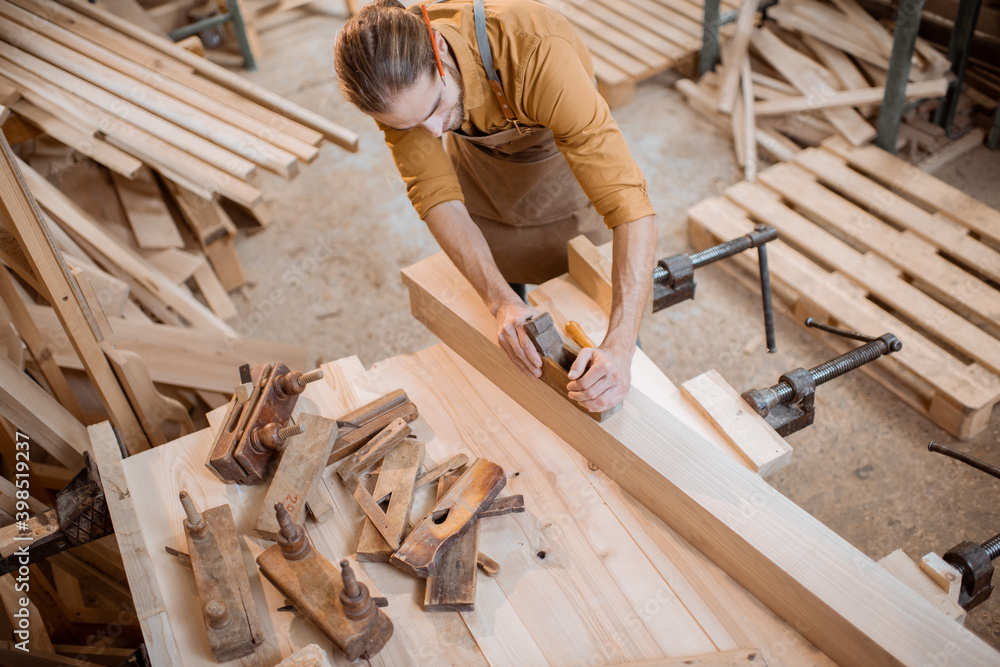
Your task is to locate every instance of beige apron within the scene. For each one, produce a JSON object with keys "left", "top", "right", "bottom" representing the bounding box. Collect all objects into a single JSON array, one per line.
[{"left": 447, "top": 125, "right": 610, "bottom": 285}]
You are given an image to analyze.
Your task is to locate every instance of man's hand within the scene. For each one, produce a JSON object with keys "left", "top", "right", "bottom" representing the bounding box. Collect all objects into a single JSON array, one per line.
[
  {"left": 495, "top": 301, "right": 543, "bottom": 378},
  {"left": 566, "top": 342, "right": 631, "bottom": 412}
]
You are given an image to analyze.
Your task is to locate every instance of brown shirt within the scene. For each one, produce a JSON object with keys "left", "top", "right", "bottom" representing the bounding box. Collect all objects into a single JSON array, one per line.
[{"left": 380, "top": 0, "right": 655, "bottom": 229}]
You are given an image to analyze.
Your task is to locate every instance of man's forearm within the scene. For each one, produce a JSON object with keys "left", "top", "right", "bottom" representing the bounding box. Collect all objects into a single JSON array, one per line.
[
  {"left": 605, "top": 215, "right": 657, "bottom": 352},
  {"left": 423, "top": 200, "right": 519, "bottom": 314}
]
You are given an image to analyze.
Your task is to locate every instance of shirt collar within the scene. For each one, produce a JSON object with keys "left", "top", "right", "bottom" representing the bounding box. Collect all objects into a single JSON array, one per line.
[{"left": 435, "top": 23, "right": 486, "bottom": 114}]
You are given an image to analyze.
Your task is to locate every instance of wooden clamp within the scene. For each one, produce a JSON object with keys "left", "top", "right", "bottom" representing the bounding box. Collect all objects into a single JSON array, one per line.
[
  {"left": 391, "top": 458, "right": 506, "bottom": 578},
  {"left": 357, "top": 439, "right": 425, "bottom": 562},
  {"left": 207, "top": 362, "right": 322, "bottom": 485},
  {"left": 256, "top": 504, "right": 394, "bottom": 662},
  {"left": 524, "top": 313, "right": 622, "bottom": 421},
  {"left": 177, "top": 491, "right": 263, "bottom": 662},
  {"left": 328, "top": 389, "right": 419, "bottom": 465},
  {"left": 253, "top": 413, "right": 339, "bottom": 541}
]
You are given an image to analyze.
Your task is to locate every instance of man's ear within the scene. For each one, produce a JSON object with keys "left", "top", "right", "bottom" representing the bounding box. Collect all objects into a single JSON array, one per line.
[{"left": 434, "top": 31, "right": 448, "bottom": 58}]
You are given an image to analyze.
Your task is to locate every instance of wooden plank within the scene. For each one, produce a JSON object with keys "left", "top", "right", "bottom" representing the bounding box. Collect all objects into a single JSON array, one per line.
[
  {"left": 0, "top": 573, "right": 53, "bottom": 652},
  {"left": 793, "top": 147, "right": 1000, "bottom": 285},
  {"left": 191, "top": 262, "right": 238, "bottom": 322},
  {"left": 0, "top": 131, "right": 148, "bottom": 454},
  {"left": 801, "top": 35, "right": 874, "bottom": 114},
  {"left": 0, "top": 15, "right": 300, "bottom": 179},
  {"left": 109, "top": 168, "right": 184, "bottom": 250},
  {"left": 751, "top": 27, "right": 876, "bottom": 146},
  {"left": 103, "top": 345, "right": 195, "bottom": 446},
  {"left": 717, "top": 0, "right": 758, "bottom": 113},
  {"left": 87, "top": 422, "right": 185, "bottom": 665},
  {"left": 0, "top": 63, "right": 260, "bottom": 207},
  {"left": 5, "top": 0, "right": 319, "bottom": 150},
  {"left": 755, "top": 78, "right": 948, "bottom": 115},
  {"left": 0, "top": 39, "right": 256, "bottom": 181},
  {"left": 10, "top": 100, "right": 142, "bottom": 178},
  {"left": 59, "top": 0, "right": 360, "bottom": 151},
  {"left": 17, "top": 158, "right": 237, "bottom": 335},
  {"left": 27, "top": 303, "right": 305, "bottom": 392},
  {"left": 0, "top": 264, "right": 84, "bottom": 421},
  {"left": 401, "top": 250, "right": 1000, "bottom": 665},
  {"left": 822, "top": 136, "right": 1000, "bottom": 247},
  {"left": 680, "top": 370, "right": 791, "bottom": 477}
]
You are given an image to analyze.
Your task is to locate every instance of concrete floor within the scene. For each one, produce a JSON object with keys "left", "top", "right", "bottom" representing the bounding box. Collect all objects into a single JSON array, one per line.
[{"left": 229, "top": 2, "right": 1000, "bottom": 653}]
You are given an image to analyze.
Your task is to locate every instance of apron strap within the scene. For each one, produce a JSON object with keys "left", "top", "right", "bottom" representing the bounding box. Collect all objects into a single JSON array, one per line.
[{"left": 472, "top": 0, "right": 519, "bottom": 126}]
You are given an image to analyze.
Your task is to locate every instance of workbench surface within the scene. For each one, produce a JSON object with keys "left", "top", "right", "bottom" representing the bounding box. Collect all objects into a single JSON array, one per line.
[{"left": 112, "top": 342, "right": 834, "bottom": 666}]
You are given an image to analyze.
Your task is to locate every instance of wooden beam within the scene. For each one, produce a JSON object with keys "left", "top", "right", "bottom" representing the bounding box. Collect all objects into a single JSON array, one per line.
[
  {"left": 0, "top": 132, "right": 148, "bottom": 454},
  {"left": 401, "top": 251, "right": 1000, "bottom": 666}
]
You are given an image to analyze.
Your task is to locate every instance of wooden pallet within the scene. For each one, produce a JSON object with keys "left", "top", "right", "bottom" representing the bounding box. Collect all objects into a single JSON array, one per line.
[
  {"left": 687, "top": 136, "right": 1000, "bottom": 439},
  {"left": 543, "top": 0, "right": 738, "bottom": 107}
]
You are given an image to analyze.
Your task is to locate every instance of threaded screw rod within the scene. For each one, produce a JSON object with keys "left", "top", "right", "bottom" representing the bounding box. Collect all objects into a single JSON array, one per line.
[{"left": 928, "top": 441, "right": 1000, "bottom": 481}]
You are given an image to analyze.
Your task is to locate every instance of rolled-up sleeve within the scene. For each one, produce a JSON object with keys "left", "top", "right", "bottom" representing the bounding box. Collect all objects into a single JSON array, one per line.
[
  {"left": 380, "top": 122, "right": 465, "bottom": 218},
  {"left": 519, "top": 36, "right": 655, "bottom": 229}
]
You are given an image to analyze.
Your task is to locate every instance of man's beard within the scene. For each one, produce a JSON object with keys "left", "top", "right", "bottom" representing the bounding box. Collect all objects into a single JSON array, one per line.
[{"left": 443, "top": 61, "right": 465, "bottom": 132}]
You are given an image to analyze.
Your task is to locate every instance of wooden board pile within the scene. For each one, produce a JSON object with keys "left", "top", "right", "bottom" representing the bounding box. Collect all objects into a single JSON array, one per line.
[
  {"left": 539, "top": 0, "right": 740, "bottom": 108},
  {"left": 674, "top": 0, "right": 989, "bottom": 179}
]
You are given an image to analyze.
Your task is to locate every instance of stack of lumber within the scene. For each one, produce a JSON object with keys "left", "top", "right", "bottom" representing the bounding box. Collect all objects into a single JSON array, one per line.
[
  {"left": 544, "top": 0, "right": 740, "bottom": 108},
  {"left": 687, "top": 136, "right": 1000, "bottom": 439},
  {"left": 0, "top": 0, "right": 357, "bottom": 655},
  {"left": 674, "top": 0, "right": 984, "bottom": 179}
]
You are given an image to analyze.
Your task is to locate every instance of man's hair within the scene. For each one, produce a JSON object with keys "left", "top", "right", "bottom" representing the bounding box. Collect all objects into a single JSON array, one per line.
[{"left": 334, "top": 0, "right": 439, "bottom": 114}]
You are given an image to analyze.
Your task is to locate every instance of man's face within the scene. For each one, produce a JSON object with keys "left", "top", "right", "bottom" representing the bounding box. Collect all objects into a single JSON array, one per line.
[{"left": 372, "top": 64, "right": 464, "bottom": 138}]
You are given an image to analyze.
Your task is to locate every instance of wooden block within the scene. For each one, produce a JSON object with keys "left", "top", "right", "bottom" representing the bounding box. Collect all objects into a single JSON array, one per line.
[
  {"left": 391, "top": 458, "right": 506, "bottom": 578},
  {"left": 567, "top": 235, "right": 612, "bottom": 315},
  {"left": 424, "top": 469, "right": 478, "bottom": 612},
  {"left": 681, "top": 370, "right": 792, "bottom": 477},
  {"left": 879, "top": 549, "right": 966, "bottom": 622},
  {"left": 357, "top": 439, "right": 424, "bottom": 562},
  {"left": 184, "top": 500, "right": 265, "bottom": 661},
  {"left": 192, "top": 261, "right": 238, "bottom": 322},
  {"left": 253, "top": 413, "right": 338, "bottom": 541},
  {"left": 110, "top": 167, "right": 183, "bottom": 249},
  {"left": 920, "top": 552, "right": 963, "bottom": 602}
]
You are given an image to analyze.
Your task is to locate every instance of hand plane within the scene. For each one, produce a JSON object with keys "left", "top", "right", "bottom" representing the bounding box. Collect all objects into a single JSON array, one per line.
[
  {"left": 524, "top": 312, "right": 622, "bottom": 421},
  {"left": 207, "top": 362, "right": 323, "bottom": 485}
]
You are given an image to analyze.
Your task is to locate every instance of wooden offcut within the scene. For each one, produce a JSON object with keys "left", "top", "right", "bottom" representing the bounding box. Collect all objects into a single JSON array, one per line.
[{"left": 356, "top": 439, "right": 423, "bottom": 562}]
